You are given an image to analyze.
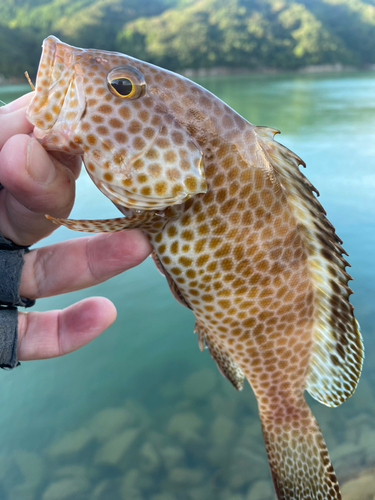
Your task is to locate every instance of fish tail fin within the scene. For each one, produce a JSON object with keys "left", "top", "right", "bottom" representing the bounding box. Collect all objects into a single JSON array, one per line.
[{"left": 259, "top": 400, "right": 341, "bottom": 500}]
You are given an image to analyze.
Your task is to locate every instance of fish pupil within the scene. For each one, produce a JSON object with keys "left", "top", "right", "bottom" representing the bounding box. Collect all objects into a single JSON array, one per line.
[{"left": 111, "top": 78, "right": 133, "bottom": 96}]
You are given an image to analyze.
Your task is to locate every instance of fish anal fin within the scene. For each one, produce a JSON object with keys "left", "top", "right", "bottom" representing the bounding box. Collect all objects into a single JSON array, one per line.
[
  {"left": 150, "top": 251, "right": 191, "bottom": 309},
  {"left": 45, "top": 214, "right": 145, "bottom": 233},
  {"left": 203, "top": 331, "right": 244, "bottom": 391},
  {"left": 260, "top": 401, "right": 342, "bottom": 499}
]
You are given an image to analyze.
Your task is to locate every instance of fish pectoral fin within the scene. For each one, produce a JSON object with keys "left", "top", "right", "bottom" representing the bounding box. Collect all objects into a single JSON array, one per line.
[
  {"left": 45, "top": 215, "right": 137, "bottom": 233},
  {"left": 260, "top": 400, "right": 341, "bottom": 499},
  {"left": 203, "top": 332, "right": 244, "bottom": 391}
]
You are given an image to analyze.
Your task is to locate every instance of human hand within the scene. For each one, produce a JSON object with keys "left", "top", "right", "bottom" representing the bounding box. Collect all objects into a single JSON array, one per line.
[{"left": 0, "top": 93, "right": 152, "bottom": 361}]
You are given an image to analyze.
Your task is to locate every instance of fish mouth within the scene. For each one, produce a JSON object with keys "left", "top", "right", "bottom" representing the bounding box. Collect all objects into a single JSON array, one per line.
[{"left": 27, "top": 36, "right": 86, "bottom": 151}]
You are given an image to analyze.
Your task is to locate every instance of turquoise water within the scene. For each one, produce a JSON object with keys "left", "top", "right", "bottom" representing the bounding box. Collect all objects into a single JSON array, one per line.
[{"left": 1, "top": 72, "right": 375, "bottom": 499}]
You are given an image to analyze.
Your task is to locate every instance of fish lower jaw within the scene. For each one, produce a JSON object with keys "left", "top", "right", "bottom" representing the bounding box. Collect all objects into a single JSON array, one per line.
[
  {"left": 33, "top": 127, "right": 84, "bottom": 154},
  {"left": 91, "top": 175, "right": 189, "bottom": 211}
]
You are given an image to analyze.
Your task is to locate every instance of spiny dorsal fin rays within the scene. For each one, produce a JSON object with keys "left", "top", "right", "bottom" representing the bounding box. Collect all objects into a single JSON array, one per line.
[{"left": 254, "top": 127, "right": 364, "bottom": 408}]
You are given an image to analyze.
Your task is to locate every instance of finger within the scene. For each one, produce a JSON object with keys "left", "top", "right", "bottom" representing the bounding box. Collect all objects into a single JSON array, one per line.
[
  {"left": 0, "top": 93, "right": 34, "bottom": 149},
  {"left": 0, "top": 135, "right": 79, "bottom": 245},
  {"left": 17, "top": 297, "right": 117, "bottom": 360},
  {"left": 19, "top": 230, "right": 152, "bottom": 299},
  {"left": 0, "top": 92, "right": 33, "bottom": 114}
]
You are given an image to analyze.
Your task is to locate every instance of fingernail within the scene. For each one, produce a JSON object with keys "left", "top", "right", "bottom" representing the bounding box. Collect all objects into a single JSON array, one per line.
[{"left": 26, "top": 137, "right": 57, "bottom": 184}]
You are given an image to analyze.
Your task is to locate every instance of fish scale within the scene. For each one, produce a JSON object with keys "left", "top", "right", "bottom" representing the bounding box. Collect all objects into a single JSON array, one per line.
[{"left": 27, "top": 36, "right": 364, "bottom": 500}]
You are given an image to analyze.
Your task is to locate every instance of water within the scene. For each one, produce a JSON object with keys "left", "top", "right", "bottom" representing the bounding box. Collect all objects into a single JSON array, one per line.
[{"left": 1, "top": 72, "right": 375, "bottom": 499}]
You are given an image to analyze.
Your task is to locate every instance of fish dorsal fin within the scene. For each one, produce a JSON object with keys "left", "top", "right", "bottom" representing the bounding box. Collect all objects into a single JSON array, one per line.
[{"left": 255, "top": 126, "right": 364, "bottom": 407}]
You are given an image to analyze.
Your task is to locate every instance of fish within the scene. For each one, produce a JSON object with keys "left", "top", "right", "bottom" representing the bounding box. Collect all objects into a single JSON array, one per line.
[{"left": 26, "top": 36, "right": 364, "bottom": 500}]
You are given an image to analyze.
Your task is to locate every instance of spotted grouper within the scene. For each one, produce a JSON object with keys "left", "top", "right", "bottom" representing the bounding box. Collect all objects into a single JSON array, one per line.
[{"left": 26, "top": 36, "right": 364, "bottom": 500}]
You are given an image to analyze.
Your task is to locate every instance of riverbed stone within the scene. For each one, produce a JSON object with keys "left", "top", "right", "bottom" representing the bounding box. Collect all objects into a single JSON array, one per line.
[
  {"left": 184, "top": 369, "right": 217, "bottom": 399},
  {"left": 330, "top": 442, "right": 364, "bottom": 477},
  {"left": 8, "top": 484, "right": 37, "bottom": 500},
  {"left": 246, "top": 479, "right": 275, "bottom": 500},
  {"left": 47, "top": 428, "right": 93, "bottom": 457},
  {"left": 150, "top": 494, "right": 177, "bottom": 500},
  {"left": 168, "top": 467, "right": 204, "bottom": 485},
  {"left": 120, "top": 468, "right": 144, "bottom": 500},
  {"left": 219, "top": 490, "right": 244, "bottom": 500},
  {"left": 160, "top": 446, "right": 185, "bottom": 469},
  {"left": 359, "top": 428, "right": 375, "bottom": 464},
  {"left": 94, "top": 428, "right": 140, "bottom": 465},
  {"left": 188, "top": 484, "right": 215, "bottom": 500},
  {"left": 210, "top": 394, "right": 237, "bottom": 418},
  {"left": 211, "top": 415, "right": 235, "bottom": 446},
  {"left": 351, "top": 379, "right": 375, "bottom": 412},
  {"left": 54, "top": 465, "right": 87, "bottom": 479},
  {"left": 341, "top": 471, "right": 375, "bottom": 500},
  {"left": 42, "top": 476, "right": 90, "bottom": 500},
  {"left": 88, "top": 407, "right": 135, "bottom": 441},
  {"left": 92, "top": 480, "right": 111, "bottom": 500},
  {"left": 167, "top": 412, "right": 203, "bottom": 443},
  {"left": 13, "top": 450, "right": 44, "bottom": 487},
  {"left": 139, "top": 442, "right": 161, "bottom": 473},
  {"left": 229, "top": 447, "right": 268, "bottom": 488}
]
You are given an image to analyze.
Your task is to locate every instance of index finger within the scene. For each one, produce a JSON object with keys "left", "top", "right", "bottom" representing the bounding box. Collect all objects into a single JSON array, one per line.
[{"left": 0, "top": 93, "right": 34, "bottom": 150}]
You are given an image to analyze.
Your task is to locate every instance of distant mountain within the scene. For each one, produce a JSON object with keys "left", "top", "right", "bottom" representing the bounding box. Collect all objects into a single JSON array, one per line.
[{"left": 1, "top": 0, "right": 375, "bottom": 79}]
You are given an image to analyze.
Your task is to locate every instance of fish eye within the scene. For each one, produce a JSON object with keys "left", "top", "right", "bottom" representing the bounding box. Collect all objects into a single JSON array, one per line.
[
  {"left": 107, "top": 66, "right": 146, "bottom": 100},
  {"left": 110, "top": 77, "right": 134, "bottom": 97}
]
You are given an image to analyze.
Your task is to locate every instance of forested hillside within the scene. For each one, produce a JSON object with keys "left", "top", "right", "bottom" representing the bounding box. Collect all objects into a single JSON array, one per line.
[{"left": 1, "top": 0, "right": 375, "bottom": 79}]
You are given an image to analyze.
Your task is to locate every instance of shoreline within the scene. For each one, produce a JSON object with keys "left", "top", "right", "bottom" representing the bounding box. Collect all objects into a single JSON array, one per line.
[
  {"left": 180, "top": 63, "right": 375, "bottom": 78},
  {"left": 2, "top": 63, "right": 375, "bottom": 86}
]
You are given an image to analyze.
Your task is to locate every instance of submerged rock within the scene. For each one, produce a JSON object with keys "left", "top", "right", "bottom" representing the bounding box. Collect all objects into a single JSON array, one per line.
[
  {"left": 211, "top": 415, "right": 235, "bottom": 447},
  {"left": 120, "top": 468, "right": 144, "bottom": 500},
  {"left": 139, "top": 442, "right": 161, "bottom": 473},
  {"left": 13, "top": 450, "right": 44, "bottom": 487},
  {"left": 330, "top": 443, "right": 364, "bottom": 478},
  {"left": 94, "top": 428, "right": 140, "bottom": 465},
  {"left": 42, "top": 477, "right": 90, "bottom": 500},
  {"left": 168, "top": 467, "right": 204, "bottom": 485},
  {"left": 358, "top": 428, "right": 375, "bottom": 464},
  {"left": 188, "top": 484, "right": 215, "bottom": 500},
  {"left": 150, "top": 494, "right": 177, "bottom": 500},
  {"left": 229, "top": 447, "right": 268, "bottom": 488},
  {"left": 341, "top": 470, "right": 375, "bottom": 500},
  {"left": 219, "top": 492, "right": 244, "bottom": 500},
  {"left": 88, "top": 407, "right": 135, "bottom": 441},
  {"left": 184, "top": 369, "right": 217, "bottom": 399},
  {"left": 54, "top": 465, "right": 87, "bottom": 479},
  {"left": 246, "top": 479, "right": 275, "bottom": 500},
  {"left": 167, "top": 412, "right": 203, "bottom": 443},
  {"left": 160, "top": 446, "right": 185, "bottom": 469},
  {"left": 8, "top": 484, "right": 37, "bottom": 500},
  {"left": 47, "top": 428, "right": 93, "bottom": 457}
]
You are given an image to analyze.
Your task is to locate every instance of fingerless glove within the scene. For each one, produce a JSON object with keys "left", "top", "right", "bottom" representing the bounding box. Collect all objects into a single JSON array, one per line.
[{"left": 0, "top": 233, "right": 35, "bottom": 369}]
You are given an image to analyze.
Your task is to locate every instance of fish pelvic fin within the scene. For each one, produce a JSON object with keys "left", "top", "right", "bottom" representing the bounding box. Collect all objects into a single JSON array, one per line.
[
  {"left": 201, "top": 329, "right": 244, "bottom": 391},
  {"left": 45, "top": 214, "right": 146, "bottom": 233},
  {"left": 259, "top": 400, "right": 341, "bottom": 500},
  {"left": 254, "top": 127, "right": 364, "bottom": 407},
  {"left": 151, "top": 250, "right": 191, "bottom": 309}
]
